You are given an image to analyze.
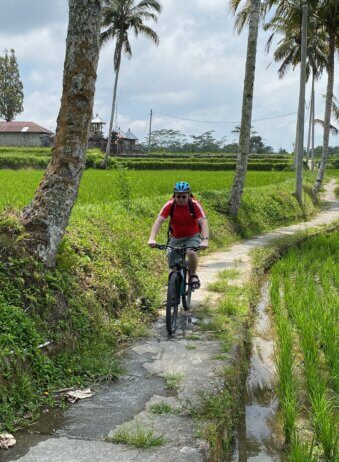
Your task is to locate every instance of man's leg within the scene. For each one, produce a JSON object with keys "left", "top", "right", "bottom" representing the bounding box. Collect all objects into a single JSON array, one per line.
[{"left": 187, "top": 250, "right": 198, "bottom": 275}]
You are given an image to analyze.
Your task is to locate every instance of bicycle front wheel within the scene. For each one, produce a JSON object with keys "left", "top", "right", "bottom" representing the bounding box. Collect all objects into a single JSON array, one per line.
[
  {"left": 166, "top": 272, "right": 181, "bottom": 335},
  {"left": 182, "top": 269, "right": 192, "bottom": 311}
]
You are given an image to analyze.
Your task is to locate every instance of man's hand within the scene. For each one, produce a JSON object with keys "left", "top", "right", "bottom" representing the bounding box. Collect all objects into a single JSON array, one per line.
[
  {"left": 200, "top": 240, "right": 209, "bottom": 250},
  {"left": 148, "top": 238, "right": 157, "bottom": 248}
]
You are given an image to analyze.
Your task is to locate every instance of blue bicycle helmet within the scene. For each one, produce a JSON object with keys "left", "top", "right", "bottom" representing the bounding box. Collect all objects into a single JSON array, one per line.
[{"left": 173, "top": 181, "right": 191, "bottom": 193}]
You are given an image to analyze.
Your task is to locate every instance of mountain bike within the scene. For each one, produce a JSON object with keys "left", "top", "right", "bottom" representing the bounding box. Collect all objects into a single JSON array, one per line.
[{"left": 155, "top": 244, "right": 200, "bottom": 335}]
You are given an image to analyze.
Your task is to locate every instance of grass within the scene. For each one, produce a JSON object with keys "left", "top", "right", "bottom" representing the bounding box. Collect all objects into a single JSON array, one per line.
[
  {"left": 107, "top": 420, "right": 166, "bottom": 448},
  {"left": 270, "top": 231, "right": 339, "bottom": 460},
  {"left": 0, "top": 169, "right": 325, "bottom": 432},
  {"left": 149, "top": 402, "right": 179, "bottom": 415},
  {"left": 186, "top": 343, "right": 197, "bottom": 350},
  {"left": 164, "top": 372, "right": 183, "bottom": 391},
  {"left": 185, "top": 334, "right": 201, "bottom": 341}
]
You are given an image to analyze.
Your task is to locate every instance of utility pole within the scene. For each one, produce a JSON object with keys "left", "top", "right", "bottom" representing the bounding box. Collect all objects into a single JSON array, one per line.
[
  {"left": 295, "top": 2, "right": 308, "bottom": 204},
  {"left": 148, "top": 109, "right": 153, "bottom": 155}
]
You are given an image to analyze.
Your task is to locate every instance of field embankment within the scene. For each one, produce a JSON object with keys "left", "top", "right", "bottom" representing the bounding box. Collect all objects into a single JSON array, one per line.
[{"left": 0, "top": 169, "right": 324, "bottom": 432}]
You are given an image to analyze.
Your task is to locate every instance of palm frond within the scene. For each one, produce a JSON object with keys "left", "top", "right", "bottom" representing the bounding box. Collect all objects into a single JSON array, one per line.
[
  {"left": 132, "top": 0, "right": 161, "bottom": 14},
  {"left": 331, "top": 96, "right": 339, "bottom": 123},
  {"left": 314, "top": 118, "right": 338, "bottom": 136},
  {"left": 100, "top": 26, "right": 117, "bottom": 48},
  {"left": 133, "top": 23, "right": 159, "bottom": 44}
]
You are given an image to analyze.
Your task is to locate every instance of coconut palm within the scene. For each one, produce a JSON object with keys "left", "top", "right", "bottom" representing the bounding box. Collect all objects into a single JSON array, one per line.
[
  {"left": 227, "top": 0, "right": 261, "bottom": 216},
  {"left": 312, "top": 0, "right": 339, "bottom": 195},
  {"left": 264, "top": 10, "right": 328, "bottom": 171},
  {"left": 100, "top": 0, "right": 161, "bottom": 167},
  {"left": 21, "top": 0, "right": 102, "bottom": 267}
]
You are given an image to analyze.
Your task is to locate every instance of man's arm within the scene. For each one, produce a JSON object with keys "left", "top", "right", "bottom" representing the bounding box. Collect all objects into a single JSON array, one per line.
[
  {"left": 198, "top": 217, "right": 209, "bottom": 248},
  {"left": 148, "top": 216, "right": 166, "bottom": 247}
]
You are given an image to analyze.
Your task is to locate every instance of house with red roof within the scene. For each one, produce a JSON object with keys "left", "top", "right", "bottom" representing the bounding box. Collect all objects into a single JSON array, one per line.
[{"left": 0, "top": 121, "right": 53, "bottom": 147}]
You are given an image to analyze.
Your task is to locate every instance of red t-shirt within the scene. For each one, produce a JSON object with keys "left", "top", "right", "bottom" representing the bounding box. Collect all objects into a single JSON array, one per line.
[{"left": 159, "top": 199, "right": 206, "bottom": 238}]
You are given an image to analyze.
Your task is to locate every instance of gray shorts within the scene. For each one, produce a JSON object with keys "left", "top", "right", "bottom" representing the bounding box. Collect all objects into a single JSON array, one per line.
[{"left": 167, "top": 233, "right": 201, "bottom": 268}]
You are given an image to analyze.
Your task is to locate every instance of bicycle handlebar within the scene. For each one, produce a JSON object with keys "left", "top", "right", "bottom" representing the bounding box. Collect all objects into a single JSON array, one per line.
[{"left": 154, "top": 244, "right": 200, "bottom": 251}]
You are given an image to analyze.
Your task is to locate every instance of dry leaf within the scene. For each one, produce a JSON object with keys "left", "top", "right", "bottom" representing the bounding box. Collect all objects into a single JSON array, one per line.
[{"left": 0, "top": 433, "right": 16, "bottom": 450}]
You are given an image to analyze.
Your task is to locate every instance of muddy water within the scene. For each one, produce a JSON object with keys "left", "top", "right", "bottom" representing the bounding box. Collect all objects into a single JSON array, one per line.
[{"left": 232, "top": 282, "right": 285, "bottom": 462}]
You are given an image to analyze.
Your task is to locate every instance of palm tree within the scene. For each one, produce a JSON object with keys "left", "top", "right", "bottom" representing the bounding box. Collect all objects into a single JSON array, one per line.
[
  {"left": 265, "top": 7, "right": 327, "bottom": 173},
  {"left": 227, "top": 0, "right": 261, "bottom": 217},
  {"left": 21, "top": 0, "right": 102, "bottom": 267},
  {"left": 100, "top": 0, "right": 161, "bottom": 167},
  {"left": 312, "top": 0, "right": 339, "bottom": 195}
]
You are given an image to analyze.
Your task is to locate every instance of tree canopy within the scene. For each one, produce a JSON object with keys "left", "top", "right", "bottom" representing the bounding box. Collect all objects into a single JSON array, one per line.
[{"left": 0, "top": 49, "right": 24, "bottom": 122}]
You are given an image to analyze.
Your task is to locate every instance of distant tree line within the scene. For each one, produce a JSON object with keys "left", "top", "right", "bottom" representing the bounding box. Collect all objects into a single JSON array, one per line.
[{"left": 142, "top": 128, "right": 282, "bottom": 154}]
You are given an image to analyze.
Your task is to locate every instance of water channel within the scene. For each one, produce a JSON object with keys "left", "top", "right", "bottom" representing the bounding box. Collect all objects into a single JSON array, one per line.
[{"left": 232, "top": 281, "right": 285, "bottom": 461}]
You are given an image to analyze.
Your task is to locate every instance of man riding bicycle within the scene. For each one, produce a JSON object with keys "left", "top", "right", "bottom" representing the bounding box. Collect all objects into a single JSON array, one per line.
[{"left": 148, "top": 181, "right": 209, "bottom": 289}]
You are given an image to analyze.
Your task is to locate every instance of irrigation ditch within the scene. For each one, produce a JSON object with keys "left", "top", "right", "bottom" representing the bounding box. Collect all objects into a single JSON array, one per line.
[{"left": 1, "top": 180, "right": 338, "bottom": 462}]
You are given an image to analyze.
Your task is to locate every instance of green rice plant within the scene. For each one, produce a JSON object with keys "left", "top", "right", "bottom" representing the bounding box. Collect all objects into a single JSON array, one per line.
[
  {"left": 310, "top": 392, "right": 338, "bottom": 461},
  {"left": 0, "top": 170, "right": 310, "bottom": 211},
  {"left": 270, "top": 232, "right": 339, "bottom": 459},
  {"left": 288, "top": 435, "right": 316, "bottom": 462},
  {"left": 270, "top": 275, "right": 298, "bottom": 443},
  {"left": 107, "top": 420, "right": 166, "bottom": 448}
]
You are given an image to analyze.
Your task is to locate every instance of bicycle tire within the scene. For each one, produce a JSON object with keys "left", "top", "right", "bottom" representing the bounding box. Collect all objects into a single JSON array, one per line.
[
  {"left": 182, "top": 269, "right": 192, "bottom": 311},
  {"left": 166, "top": 272, "right": 181, "bottom": 335}
]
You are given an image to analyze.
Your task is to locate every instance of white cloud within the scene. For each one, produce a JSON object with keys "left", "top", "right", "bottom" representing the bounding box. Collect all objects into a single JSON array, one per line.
[{"left": 0, "top": 0, "right": 337, "bottom": 150}]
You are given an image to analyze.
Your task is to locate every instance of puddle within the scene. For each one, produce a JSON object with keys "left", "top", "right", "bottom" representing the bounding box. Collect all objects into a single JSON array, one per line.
[{"left": 232, "top": 281, "right": 284, "bottom": 461}]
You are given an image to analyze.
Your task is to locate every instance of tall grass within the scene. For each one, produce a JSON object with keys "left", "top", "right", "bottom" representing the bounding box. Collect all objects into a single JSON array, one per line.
[{"left": 270, "top": 232, "right": 339, "bottom": 461}]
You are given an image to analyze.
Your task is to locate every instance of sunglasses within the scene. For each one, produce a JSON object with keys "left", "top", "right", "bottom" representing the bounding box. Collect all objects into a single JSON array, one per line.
[{"left": 175, "top": 195, "right": 188, "bottom": 199}]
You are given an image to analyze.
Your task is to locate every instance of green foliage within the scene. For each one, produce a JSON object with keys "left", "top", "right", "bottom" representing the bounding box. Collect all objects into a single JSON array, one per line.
[
  {"left": 0, "top": 171, "right": 320, "bottom": 432},
  {"left": 115, "top": 163, "right": 131, "bottom": 206},
  {"left": 149, "top": 402, "right": 179, "bottom": 415},
  {"left": 164, "top": 372, "right": 183, "bottom": 391},
  {"left": 0, "top": 49, "right": 24, "bottom": 121},
  {"left": 107, "top": 420, "right": 166, "bottom": 448},
  {"left": 0, "top": 169, "right": 304, "bottom": 211},
  {"left": 270, "top": 232, "right": 339, "bottom": 460}
]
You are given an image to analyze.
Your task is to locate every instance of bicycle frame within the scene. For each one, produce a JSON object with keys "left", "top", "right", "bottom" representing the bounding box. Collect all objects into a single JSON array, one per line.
[
  {"left": 155, "top": 244, "right": 200, "bottom": 305},
  {"left": 156, "top": 244, "right": 199, "bottom": 335}
]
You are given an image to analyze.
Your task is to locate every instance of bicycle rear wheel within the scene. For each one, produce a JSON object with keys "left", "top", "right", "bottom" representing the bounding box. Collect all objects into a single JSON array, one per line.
[
  {"left": 182, "top": 269, "right": 192, "bottom": 311},
  {"left": 166, "top": 272, "right": 181, "bottom": 335}
]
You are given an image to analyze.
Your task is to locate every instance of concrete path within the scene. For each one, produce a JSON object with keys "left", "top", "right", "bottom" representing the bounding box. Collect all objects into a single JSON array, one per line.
[{"left": 3, "top": 180, "right": 338, "bottom": 462}]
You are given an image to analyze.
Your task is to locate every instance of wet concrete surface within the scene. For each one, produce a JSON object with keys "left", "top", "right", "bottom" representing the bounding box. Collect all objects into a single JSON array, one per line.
[{"left": 1, "top": 308, "right": 218, "bottom": 462}]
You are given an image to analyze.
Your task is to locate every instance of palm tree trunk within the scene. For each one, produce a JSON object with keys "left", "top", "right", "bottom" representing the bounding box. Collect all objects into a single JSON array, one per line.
[
  {"left": 312, "top": 32, "right": 335, "bottom": 195},
  {"left": 21, "top": 0, "right": 102, "bottom": 267},
  {"left": 293, "top": 117, "right": 299, "bottom": 170},
  {"left": 103, "top": 42, "right": 122, "bottom": 168},
  {"left": 228, "top": 0, "right": 261, "bottom": 217},
  {"left": 295, "top": 3, "right": 308, "bottom": 204},
  {"left": 306, "top": 70, "right": 315, "bottom": 164},
  {"left": 311, "top": 85, "right": 315, "bottom": 171}
]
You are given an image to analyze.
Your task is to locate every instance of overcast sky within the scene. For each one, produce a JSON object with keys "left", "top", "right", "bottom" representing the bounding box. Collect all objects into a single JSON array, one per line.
[{"left": 0, "top": 0, "right": 337, "bottom": 150}]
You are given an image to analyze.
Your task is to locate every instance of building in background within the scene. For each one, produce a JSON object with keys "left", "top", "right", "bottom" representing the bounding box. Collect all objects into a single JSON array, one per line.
[
  {"left": 88, "top": 114, "right": 106, "bottom": 148},
  {"left": 111, "top": 128, "right": 141, "bottom": 155},
  {"left": 0, "top": 121, "right": 53, "bottom": 147}
]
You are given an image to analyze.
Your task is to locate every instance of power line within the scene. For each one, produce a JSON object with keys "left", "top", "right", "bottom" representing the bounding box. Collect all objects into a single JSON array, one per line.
[{"left": 153, "top": 109, "right": 297, "bottom": 124}]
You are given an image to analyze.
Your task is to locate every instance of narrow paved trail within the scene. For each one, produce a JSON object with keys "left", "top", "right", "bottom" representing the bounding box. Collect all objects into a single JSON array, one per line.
[{"left": 3, "top": 180, "right": 338, "bottom": 462}]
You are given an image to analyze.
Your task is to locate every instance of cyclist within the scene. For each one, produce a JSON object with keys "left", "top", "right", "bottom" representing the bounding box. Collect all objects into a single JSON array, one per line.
[{"left": 148, "top": 181, "right": 209, "bottom": 289}]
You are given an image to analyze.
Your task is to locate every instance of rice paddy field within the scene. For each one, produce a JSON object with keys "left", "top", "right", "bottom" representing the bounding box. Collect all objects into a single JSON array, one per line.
[
  {"left": 270, "top": 232, "right": 338, "bottom": 461},
  {"left": 0, "top": 168, "right": 314, "bottom": 211}
]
